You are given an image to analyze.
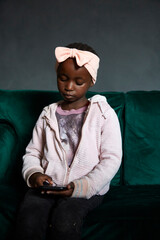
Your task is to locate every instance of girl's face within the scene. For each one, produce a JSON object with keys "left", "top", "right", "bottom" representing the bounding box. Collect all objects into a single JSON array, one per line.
[{"left": 57, "top": 58, "right": 93, "bottom": 109}]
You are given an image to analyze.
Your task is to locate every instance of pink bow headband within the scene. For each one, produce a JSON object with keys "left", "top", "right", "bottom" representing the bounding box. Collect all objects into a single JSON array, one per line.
[{"left": 55, "top": 47, "right": 100, "bottom": 84}]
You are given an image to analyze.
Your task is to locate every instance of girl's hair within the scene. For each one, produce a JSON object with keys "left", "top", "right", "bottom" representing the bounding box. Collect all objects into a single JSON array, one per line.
[{"left": 66, "top": 42, "right": 98, "bottom": 57}]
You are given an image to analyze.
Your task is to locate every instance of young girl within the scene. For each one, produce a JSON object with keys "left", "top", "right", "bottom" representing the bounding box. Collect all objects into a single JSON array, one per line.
[{"left": 16, "top": 43, "right": 122, "bottom": 240}]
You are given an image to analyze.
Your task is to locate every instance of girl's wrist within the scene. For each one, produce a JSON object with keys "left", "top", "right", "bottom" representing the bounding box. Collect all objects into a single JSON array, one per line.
[{"left": 29, "top": 172, "right": 43, "bottom": 187}]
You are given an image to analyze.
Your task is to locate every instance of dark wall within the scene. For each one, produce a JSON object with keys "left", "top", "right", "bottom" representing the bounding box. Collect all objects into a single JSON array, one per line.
[{"left": 0, "top": 0, "right": 160, "bottom": 92}]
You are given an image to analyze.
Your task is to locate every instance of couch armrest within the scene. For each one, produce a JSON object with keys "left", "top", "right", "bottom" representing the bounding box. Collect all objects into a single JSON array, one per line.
[{"left": 0, "top": 120, "right": 19, "bottom": 183}]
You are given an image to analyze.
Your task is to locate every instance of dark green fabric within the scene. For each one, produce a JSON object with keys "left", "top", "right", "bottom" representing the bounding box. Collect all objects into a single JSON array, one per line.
[
  {"left": 82, "top": 221, "right": 125, "bottom": 240},
  {"left": 82, "top": 219, "right": 160, "bottom": 240},
  {"left": 124, "top": 91, "right": 160, "bottom": 185},
  {"left": 0, "top": 123, "right": 18, "bottom": 183},
  {"left": 85, "top": 186, "right": 160, "bottom": 222},
  {"left": 0, "top": 90, "right": 61, "bottom": 143},
  {"left": 82, "top": 186, "right": 160, "bottom": 239},
  {"left": 0, "top": 185, "right": 24, "bottom": 240}
]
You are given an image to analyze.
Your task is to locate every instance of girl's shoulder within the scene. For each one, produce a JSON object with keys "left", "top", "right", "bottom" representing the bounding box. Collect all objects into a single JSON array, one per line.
[
  {"left": 43, "top": 100, "right": 63, "bottom": 113},
  {"left": 89, "top": 94, "right": 114, "bottom": 115},
  {"left": 43, "top": 102, "right": 58, "bottom": 112},
  {"left": 36, "top": 101, "right": 62, "bottom": 122}
]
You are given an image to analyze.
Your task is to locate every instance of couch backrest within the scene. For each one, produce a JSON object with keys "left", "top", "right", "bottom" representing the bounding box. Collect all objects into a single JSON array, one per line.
[
  {"left": 0, "top": 90, "right": 61, "bottom": 185},
  {"left": 2, "top": 90, "right": 160, "bottom": 187},
  {"left": 124, "top": 91, "right": 160, "bottom": 185},
  {"left": 0, "top": 90, "right": 125, "bottom": 186}
]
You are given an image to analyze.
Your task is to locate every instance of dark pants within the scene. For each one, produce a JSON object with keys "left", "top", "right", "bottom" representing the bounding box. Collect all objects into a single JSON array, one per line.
[{"left": 15, "top": 189, "right": 103, "bottom": 240}]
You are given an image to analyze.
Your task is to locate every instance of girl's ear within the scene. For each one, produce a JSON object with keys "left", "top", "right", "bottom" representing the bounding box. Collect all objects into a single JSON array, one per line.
[{"left": 90, "top": 80, "right": 94, "bottom": 87}]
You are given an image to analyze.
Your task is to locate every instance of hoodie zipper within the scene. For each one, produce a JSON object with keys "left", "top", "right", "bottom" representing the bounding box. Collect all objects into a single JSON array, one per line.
[
  {"left": 53, "top": 131, "right": 70, "bottom": 186},
  {"left": 63, "top": 103, "right": 91, "bottom": 185},
  {"left": 44, "top": 115, "right": 69, "bottom": 184}
]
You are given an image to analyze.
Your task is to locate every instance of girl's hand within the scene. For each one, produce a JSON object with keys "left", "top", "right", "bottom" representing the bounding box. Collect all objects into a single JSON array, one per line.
[
  {"left": 45, "top": 182, "right": 75, "bottom": 197},
  {"left": 29, "top": 172, "right": 53, "bottom": 187}
]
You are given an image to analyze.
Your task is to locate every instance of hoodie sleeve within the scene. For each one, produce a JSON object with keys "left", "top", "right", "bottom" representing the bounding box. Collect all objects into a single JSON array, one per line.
[
  {"left": 22, "top": 109, "right": 46, "bottom": 186},
  {"left": 72, "top": 107, "right": 122, "bottom": 199}
]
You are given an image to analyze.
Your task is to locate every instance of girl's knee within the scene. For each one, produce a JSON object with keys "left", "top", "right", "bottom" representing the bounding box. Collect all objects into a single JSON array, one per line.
[{"left": 51, "top": 208, "right": 82, "bottom": 233}]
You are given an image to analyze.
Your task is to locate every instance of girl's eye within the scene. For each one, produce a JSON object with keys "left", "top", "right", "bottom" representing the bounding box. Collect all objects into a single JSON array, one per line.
[
  {"left": 58, "top": 76, "right": 67, "bottom": 81},
  {"left": 76, "top": 80, "right": 85, "bottom": 86},
  {"left": 76, "top": 82, "right": 84, "bottom": 86}
]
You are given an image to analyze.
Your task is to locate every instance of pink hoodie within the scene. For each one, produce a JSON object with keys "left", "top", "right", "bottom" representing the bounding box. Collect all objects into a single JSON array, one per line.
[{"left": 22, "top": 95, "right": 122, "bottom": 199}]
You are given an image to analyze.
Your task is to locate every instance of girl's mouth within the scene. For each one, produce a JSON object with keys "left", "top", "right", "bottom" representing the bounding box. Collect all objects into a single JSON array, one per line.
[
  {"left": 63, "top": 94, "right": 74, "bottom": 99},
  {"left": 63, "top": 93, "right": 74, "bottom": 96}
]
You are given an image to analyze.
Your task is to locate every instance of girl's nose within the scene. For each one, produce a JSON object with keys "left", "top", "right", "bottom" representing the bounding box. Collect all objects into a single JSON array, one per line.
[{"left": 65, "top": 80, "right": 74, "bottom": 91}]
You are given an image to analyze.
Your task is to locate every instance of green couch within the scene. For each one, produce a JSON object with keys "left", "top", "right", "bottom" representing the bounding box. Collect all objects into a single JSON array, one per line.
[{"left": 0, "top": 89, "right": 160, "bottom": 240}]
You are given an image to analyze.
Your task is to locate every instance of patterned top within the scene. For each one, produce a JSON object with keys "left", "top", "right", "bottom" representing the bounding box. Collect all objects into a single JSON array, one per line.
[{"left": 56, "top": 105, "right": 88, "bottom": 167}]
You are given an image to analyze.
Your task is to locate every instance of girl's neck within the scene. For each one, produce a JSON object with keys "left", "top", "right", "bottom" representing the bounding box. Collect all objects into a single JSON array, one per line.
[{"left": 60, "top": 98, "right": 89, "bottom": 111}]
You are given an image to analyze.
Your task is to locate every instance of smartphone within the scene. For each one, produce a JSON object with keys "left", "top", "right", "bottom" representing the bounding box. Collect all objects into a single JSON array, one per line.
[{"left": 36, "top": 185, "right": 68, "bottom": 192}]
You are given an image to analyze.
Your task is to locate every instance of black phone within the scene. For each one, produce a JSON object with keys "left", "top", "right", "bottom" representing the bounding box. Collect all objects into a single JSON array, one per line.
[{"left": 36, "top": 185, "right": 68, "bottom": 192}]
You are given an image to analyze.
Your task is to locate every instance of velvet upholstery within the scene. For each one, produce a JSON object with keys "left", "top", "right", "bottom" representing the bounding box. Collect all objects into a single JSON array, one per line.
[
  {"left": 0, "top": 90, "right": 160, "bottom": 240},
  {"left": 124, "top": 91, "right": 160, "bottom": 185}
]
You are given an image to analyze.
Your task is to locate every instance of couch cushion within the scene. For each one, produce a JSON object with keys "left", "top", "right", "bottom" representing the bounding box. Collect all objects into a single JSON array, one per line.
[
  {"left": 85, "top": 186, "right": 160, "bottom": 222},
  {"left": 0, "top": 184, "right": 24, "bottom": 240},
  {"left": 124, "top": 91, "right": 160, "bottom": 185},
  {"left": 82, "top": 185, "right": 160, "bottom": 239}
]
